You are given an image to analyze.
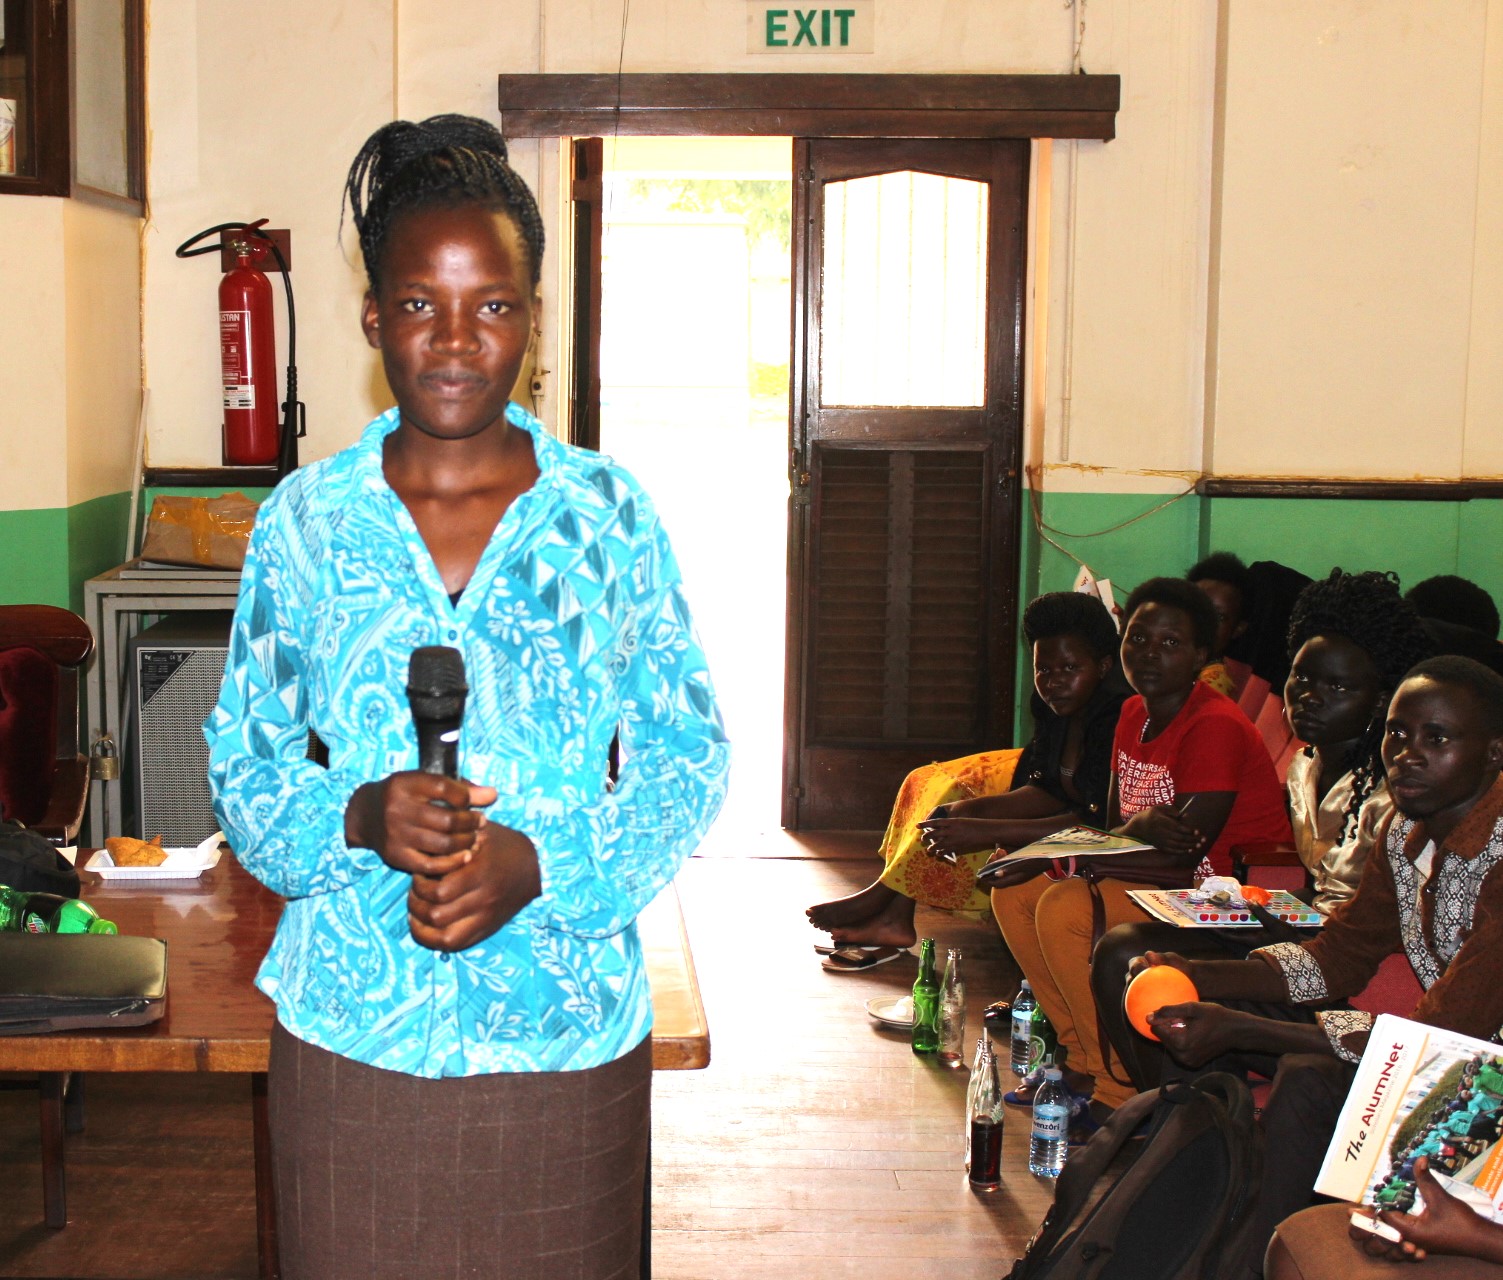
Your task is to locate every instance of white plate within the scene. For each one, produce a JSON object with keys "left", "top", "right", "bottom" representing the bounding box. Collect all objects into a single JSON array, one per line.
[
  {"left": 87, "top": 831, "right": 226, "bottom": 880},
  {"left": 866, "top": 995, "right": 914, "bottom": 1030}
]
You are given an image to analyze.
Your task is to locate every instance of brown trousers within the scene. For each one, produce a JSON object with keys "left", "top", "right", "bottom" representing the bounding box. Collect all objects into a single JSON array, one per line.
[
  {"left": 268, "top": 1023, "right": 652, "bottom": 1280},
  {"left": 991, "top": 875, "right": 1145, "bottom": 1108}
]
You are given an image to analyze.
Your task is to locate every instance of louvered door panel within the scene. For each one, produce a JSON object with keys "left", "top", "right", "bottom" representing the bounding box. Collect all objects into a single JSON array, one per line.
[
  {"left": 809, "top": 450, "right": 890, "bottom": 740},
  {"left": 809, "top": 449, "right": 988, "bottom": 744},
  {"left": 907, "top": 450, "right": 987, "bottom": 740}
]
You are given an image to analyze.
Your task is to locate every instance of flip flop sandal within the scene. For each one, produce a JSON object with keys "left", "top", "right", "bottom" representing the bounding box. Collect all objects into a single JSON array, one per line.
[
  {"left": 1004, "top": 1069, "right": 1046, "bottom": 1108},
  {"left": 813, "top": 943, "right": 879, "bottom": 956},
  {"left": 820, "top": 945, "right": 912, "bottom": 973}
]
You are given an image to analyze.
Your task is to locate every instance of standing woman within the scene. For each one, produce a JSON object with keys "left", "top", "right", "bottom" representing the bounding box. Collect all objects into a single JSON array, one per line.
[{"left": 206, "top": 115, "right": 729, "bottom": 1280}]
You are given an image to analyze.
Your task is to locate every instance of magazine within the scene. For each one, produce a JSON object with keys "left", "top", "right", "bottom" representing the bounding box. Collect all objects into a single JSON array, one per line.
[
  {"left": 1127, "top": 887, "right": 1324, "bottom": 930},
  {"left": 997, "top": 826, "right": 1154, "bottom": 863},
  {"left": 1316, "top": 1013, "right": 1503, "bottom": 1222}
]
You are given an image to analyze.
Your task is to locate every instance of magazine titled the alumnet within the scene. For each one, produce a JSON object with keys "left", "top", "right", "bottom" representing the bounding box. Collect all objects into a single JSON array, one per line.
[{"left": 1316, "top": 1013, "right": 1503, "bottom": 1222}]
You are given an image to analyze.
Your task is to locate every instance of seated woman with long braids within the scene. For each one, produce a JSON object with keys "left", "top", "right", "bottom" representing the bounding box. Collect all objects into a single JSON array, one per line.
[
  {"left": 1282, "top": 570, "right": 1432, "bottom": 911},
  {"left": 806, "top": 592, "right": 1128, "bottom": 968}
]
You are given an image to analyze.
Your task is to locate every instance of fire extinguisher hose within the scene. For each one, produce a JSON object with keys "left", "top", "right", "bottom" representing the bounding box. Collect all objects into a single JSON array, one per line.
[{"left": 176, "top": 220, "right": 304, "bottom": 476}]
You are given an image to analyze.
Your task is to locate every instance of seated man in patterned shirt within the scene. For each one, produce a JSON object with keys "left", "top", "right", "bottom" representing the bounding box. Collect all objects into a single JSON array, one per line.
[{"left": 1130, "top": 655, "right": 1503, "bottom": 1280}]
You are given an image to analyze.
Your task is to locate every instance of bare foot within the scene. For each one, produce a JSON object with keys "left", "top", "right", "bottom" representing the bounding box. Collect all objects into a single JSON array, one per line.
[
  {"left": 806, "top": 880, "right": 897, "bottom": 932},
  {"left": 827, "top": 891, "right": 918, "bottom": 950}
]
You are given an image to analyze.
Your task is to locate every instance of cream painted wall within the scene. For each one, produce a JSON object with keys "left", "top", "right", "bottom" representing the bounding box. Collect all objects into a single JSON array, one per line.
[
  {"left": 0, "top": 199, "right": 68, "bottom": 510},
  {"left": 63, "top": 199, "right": 143, "bottom": 507},
  {"left": 142, "top": 1, "right": 395, "bottom": 467},
  {"left": 1464, "top": 0, "right": 1503, "bottom": 476},
  {"left": 1210, "top": 0, "right": 1493, "bottom": 481},
  {"left": 499, "top": 0, "right": 1069, "bottom": 74},
  {"left": 0, "top": 196, "right": 137, "bottom": 513},
  {"left": 1035, "top": 1, "right": 1216, "bottom": 489},
  {"left": 137, "top": 0, "right": 1503, "bottom": 489}
]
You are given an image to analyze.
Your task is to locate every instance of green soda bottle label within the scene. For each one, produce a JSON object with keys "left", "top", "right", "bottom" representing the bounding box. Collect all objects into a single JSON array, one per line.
[{"left": 1028, "top": 1023, "right": 1059, "bottom": 1073}]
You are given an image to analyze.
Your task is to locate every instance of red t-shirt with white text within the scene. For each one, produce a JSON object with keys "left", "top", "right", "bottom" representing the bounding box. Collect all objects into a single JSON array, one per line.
[{"left": 1113, "top": 681, "right": 1291, "bottom": 877}]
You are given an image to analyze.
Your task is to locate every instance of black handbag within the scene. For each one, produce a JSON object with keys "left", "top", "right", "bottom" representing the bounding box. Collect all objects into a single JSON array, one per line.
[{"left": 0, "top": 934, "right": 167, "bottom": 1035}]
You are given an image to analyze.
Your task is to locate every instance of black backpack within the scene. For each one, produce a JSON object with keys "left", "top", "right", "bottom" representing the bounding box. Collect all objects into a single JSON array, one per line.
[{"left": 1006, "top": 1073, "right": 1261, "bottom": 1280}]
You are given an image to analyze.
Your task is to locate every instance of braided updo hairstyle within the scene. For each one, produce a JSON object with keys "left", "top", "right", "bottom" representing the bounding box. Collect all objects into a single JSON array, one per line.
[
  {"left": 343, "top": 114, "right": 545, "bottom": 292},
  {"left": 1286, "top": 569, "right": 1433, "bottom": 839}
]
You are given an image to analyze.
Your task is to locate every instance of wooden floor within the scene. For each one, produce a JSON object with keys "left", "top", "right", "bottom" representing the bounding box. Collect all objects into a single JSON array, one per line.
[{"left": 0, "top": 836, "right": 1050, "bottom": 1278}]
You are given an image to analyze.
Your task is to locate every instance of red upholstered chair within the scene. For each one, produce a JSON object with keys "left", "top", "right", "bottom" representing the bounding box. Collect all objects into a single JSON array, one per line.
[
  {"left": 0, "top": 606, "right": 96, "bottom": 1227},
  {"left": 0, "top": 605, "right": 94, "bottom": 843},
  {"left": 1232, "top": 841, "right": 1308, "bottom": 895}
]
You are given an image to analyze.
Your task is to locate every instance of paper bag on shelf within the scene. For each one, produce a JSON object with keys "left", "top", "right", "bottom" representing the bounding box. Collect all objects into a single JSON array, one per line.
[{"left": 140, "top": 492, "right": 259, "bottom": 570}]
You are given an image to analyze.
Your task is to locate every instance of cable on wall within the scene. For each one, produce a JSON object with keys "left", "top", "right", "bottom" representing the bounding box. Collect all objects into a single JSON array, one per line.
[{"left": 1026, "top": 462, "right": 1198, "bottom": 572}]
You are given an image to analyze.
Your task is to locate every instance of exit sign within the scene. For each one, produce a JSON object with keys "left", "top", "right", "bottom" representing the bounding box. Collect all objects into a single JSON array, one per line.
[{"left": 748, "top": 1, "right": 874, "bottom": 53}]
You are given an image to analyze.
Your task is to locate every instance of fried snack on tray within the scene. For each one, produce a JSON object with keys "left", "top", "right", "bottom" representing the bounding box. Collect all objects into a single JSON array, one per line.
[{"left": 105, "top": 835, "right": 167, "bottom": 867}]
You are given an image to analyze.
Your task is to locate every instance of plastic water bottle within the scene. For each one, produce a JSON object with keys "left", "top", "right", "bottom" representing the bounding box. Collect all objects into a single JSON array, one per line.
[
  {"left": 1029, "top": 1066, "right": 1070, "bottom": 1178},
  {"left": 1009, "top": 980, "right": 1036, "bottom": 1075}
]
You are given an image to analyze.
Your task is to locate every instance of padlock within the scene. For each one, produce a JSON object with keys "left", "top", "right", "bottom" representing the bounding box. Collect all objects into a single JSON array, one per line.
[{"left": 91, "top": 732, "right": 120, "bottom": 781}]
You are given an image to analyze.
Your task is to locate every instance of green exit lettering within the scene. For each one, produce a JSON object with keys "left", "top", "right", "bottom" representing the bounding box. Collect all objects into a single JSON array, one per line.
[{"left": 764, "top": 8, "right": 857, "bottom": 48}]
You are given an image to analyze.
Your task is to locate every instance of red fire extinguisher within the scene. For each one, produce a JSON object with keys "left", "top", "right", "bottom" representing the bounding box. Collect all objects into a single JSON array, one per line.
[
  {"left": 218, "top": 236, "right": 279, "bottom": 465},
  {"left": 176, "top": 220, "right": 304, "bottom": 475}
]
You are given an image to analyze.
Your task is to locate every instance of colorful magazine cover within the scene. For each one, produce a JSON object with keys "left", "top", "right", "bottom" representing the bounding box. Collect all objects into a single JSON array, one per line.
[{"left": 1316, "top": 1013, "right": 1503, "bottom": 1223}]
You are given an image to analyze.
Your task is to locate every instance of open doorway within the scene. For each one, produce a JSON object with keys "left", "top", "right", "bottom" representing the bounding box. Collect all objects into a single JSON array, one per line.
[{"left": 597, "top": 137, "right": 793, "bottom": 838}]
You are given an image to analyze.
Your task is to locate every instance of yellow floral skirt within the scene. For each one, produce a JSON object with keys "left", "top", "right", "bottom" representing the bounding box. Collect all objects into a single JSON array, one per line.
[{"left": 876, "top": 748, "right": 1023, "bottom": 914}]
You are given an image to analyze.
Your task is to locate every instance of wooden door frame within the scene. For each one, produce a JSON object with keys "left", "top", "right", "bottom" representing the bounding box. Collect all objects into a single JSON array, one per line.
[
  {"left": 500, "top": 73, "right": 1119, "bottom": 140},
  {"left": 567, "top": 138, "right": 605, "bottom": 450},
  {"left": 539, "top": 73, "right": 1118, "bottom": 825}
]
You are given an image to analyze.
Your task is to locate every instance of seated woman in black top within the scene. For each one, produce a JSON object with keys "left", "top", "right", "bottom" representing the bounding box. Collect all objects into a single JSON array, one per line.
[{"left": 807, "top": 592, "right": 1129, "bottom": 965}]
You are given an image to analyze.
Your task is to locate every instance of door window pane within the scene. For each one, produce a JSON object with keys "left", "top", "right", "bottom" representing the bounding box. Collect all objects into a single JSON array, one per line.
[
  {"left": 74, "top": 0, "right": 130, "bottom": 195},
  {"left": 820, "top": 170, "right": 988, "bottom": 408}
]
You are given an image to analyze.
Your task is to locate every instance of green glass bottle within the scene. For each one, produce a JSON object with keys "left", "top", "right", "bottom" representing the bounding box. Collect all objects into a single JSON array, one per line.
[
  {"left": 911, "top": 938, "right": 940, "bottom": 1054},
  {"left": 0, "top": 887, "right": 118, "bottom": 935},
  {"left": 1027, "top": 999, "right": 1059, "bottom": 1074}
]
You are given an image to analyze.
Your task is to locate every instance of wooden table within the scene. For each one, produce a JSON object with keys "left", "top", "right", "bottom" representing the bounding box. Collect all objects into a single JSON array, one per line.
[{"left": 1, "top": 853, "right": 708, "bottom": 1279}]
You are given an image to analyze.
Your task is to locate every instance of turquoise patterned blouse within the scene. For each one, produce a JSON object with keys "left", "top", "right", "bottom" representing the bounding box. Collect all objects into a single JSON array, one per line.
[{"left": 206, "top": 405, "right": 729, "bottom": 1077}]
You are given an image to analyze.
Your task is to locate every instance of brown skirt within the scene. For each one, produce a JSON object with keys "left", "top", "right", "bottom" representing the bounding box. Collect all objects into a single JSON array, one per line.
[
  {"left": 268, "top": 1022, "right": 651, "bottom": 1280},
  {"left": 1268, "top": 1204, "right": 1500, "bottom": 1280}
]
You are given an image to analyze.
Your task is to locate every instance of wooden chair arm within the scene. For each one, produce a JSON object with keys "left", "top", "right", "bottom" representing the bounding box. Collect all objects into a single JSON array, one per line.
[{"left": 32, "top": 755, "right": 90, "bottom": 844}]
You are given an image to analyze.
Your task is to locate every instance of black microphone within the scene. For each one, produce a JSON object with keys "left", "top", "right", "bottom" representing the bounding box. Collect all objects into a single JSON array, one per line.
[{"left": 406, "top": 646, "right": 468, "bottom": 779}]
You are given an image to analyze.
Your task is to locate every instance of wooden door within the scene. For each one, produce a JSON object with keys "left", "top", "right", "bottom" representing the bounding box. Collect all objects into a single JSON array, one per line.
[
  {"left": 783, "top": 138, "right": 1028, "bottom": 829},
  {"left": 567, "top": 137, "right": 604, "bottom": 450}
]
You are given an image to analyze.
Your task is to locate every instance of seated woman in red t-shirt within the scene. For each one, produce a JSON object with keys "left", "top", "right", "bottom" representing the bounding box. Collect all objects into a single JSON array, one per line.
[{"left": 990, "top": 577, "right": 1291, "bottom": 1119}]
